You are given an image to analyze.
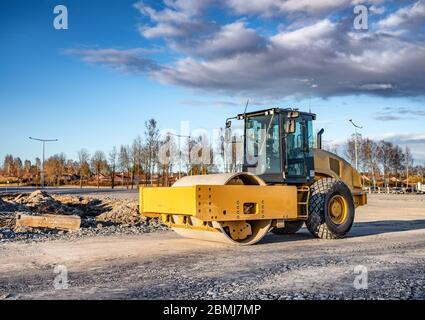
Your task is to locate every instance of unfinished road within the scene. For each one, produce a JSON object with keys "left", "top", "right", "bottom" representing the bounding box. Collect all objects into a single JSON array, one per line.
[
  {"left": 0, "top": 187, "right": 139, "bottom": 200},
  {"left": 1, "top": 194, "right": 425, "bottom": 300}
]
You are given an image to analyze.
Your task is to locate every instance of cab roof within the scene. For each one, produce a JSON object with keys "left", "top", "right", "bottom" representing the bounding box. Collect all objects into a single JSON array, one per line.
[{"left": 237, "top": 108, "right": 316, "bottom": 120}]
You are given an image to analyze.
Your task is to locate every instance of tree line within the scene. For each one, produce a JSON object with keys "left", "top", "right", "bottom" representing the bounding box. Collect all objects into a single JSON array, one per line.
[
  {"left": 0, "top": 118, "right": 220, "bottom": 188},
  {"left": 336, "top": 134, "right": 424, "bottom": 188}
]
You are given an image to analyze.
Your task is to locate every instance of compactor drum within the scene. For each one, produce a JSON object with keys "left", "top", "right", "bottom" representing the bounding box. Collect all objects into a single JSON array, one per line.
[
  {"left": 170, "top": 173, "right": 272, "bottom": 245},
  {"left": 141, "top": 172, "right": 299, "bottom": 245},
  {"left": 140, "top": 108, "right": 367, "bottom": 245}
]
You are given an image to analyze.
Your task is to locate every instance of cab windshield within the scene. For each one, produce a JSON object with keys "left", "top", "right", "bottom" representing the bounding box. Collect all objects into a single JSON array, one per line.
[
  {"left": 244, "top": 112, "right": 314, "bottom": 179},
  {"left": 245, "top": 114, "right": 281, "bottom": 174}
]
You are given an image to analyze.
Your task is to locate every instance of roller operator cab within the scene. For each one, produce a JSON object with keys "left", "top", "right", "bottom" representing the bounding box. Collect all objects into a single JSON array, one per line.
[
  {"left": 140, "top": 108, "right": 367, "bottom": 245},
  {"left": 234, "top": 108, "right": 315, "bottom": 185}
]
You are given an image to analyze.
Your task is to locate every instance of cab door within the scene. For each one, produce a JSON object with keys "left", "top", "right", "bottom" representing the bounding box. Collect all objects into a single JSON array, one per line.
[{"left": 285, "top": 115, "right": 314, "bottom": 184}]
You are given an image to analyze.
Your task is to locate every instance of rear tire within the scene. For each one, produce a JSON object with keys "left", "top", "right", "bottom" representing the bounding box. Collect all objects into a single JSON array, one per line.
[
  {"left": 272, "top": 221, "right": 304, "bottom": 235},
  {"left": 306, "top": 178, "right": 355, "bottom": 239}
]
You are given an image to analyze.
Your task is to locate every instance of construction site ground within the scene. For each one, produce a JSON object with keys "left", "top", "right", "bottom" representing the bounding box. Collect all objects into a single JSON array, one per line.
[{"left": 0, "top": 191, "right": 424, "bottom": 300}]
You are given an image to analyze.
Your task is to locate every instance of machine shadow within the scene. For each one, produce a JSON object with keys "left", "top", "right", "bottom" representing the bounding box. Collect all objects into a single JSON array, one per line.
[
  {"left": 348, "top": 219, "right": 425, "bottom": 237},
  {"left": 261, "top": 219, "right": 425, "bottom": 244}
]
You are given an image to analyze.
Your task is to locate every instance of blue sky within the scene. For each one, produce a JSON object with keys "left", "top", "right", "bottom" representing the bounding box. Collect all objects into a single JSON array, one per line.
[{"left": 1, "top": 0, "right": 425, "bottom": 164}]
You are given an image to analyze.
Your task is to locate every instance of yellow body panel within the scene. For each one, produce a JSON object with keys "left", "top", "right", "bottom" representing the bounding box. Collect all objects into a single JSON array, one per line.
[
  {"left": 314, "top": 148, "right": 366, "bottom": 204},
  {"left": 140, "top": 185, "right": 197, "bottom": 217},
  {"left": 140, "top": 185, "right": 298, "bottom": 221}
]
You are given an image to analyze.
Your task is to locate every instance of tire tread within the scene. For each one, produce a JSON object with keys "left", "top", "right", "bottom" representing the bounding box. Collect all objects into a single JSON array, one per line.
[{"left": 306, "top": 177, "right": 354, "bottom": 239}]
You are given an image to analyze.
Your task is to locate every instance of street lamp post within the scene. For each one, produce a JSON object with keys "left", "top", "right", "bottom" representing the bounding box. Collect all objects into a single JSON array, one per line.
[
  {"left": 167, "top": 133, "right": 191, "bottom": 179},
  {"left": 349, "top": 119, "right": 363, "bottom": 171},
  {"left": 29, "top": 137, "right": 58, "bottom": 188},
  {"left": 406, "top": 146, "right": 410, "bottom": 190}
]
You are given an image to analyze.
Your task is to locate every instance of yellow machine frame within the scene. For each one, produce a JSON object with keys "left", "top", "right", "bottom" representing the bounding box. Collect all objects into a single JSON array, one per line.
[{"left": 141, "top": 185, "right": 299, "bottom": 222}]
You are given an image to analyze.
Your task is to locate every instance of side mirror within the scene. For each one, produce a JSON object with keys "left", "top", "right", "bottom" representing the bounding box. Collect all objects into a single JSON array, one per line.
[
  {"left": 287, "top": 111, "right": 300, "bottom": 119},
  {"left": 285, "top": 119, "right": 296, "bottom": 134}
]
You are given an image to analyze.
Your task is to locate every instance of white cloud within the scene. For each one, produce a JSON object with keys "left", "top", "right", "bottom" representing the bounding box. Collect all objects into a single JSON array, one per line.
[
  {"left": 357, "top": 83, "right": 395, "bottom": 91},
  {"left": 65, "top": 48, "right": 160, "bottom": 73},
  {"left": 227, "top": 0, "right": 385, "bottom": 16},
  {"left": 154, "top": 18, "right": 425, "bottom": 98},
  {"left": 378, "top": 0, "right": 425, "bottom": 30},
  {"left": 271, "top": 19, "right": 335, "bottom": 48},
  {"left": 381, "top": 132, "right": 425, "bottom": 145},
  {"left": 369, "top": 5, "right": 386, "bottom": 15},
  {"left": 227, "top": 0, "right": 352, "bottom": 16},
  {"left": 69, "top": 1, "right": 425, "bottom": 99},
  {"left": 193, "top": 21, "right": 265, "bottom": 58},
  {"left": 134, "top": 0, "right": 213, "bottom": 39},
  {"left": 374, "top": 106, "right": 425, "bottom": 121}
]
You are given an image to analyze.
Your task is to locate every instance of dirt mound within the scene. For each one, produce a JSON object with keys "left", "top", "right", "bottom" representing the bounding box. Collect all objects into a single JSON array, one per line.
[
  {"left": 14, "top": 190, "right": 53, "bottom": 204},
  {"left": 96, "top": 200, "right": 145, "bottom": 225},
  {"left": 2, "top": 190, "right": 143, "bottom": 223},
  {"left": 0, "top": 190, "right": 167, "bottom": 240},
  {"left": 0, "top": 197, "right": 29, "bottom": 213},
  {"left": 13, "top": 190, "right": 83, "bottom": 216},
  {"left": 0, "top": 195, "right": 32, "bottom": 229},
  {"left": 53, "top": 195, "right": 107, "bottom": 217},
  {"left": 0, "top": 198, "right": 8, "bottom": 211},
  {"left": 0, "top": 212, "right": 16, "bottom": 229}
]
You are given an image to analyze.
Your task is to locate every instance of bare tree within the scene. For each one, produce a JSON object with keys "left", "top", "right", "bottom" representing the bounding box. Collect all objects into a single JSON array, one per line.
[
  {"left": 360, "top": 138, "right": 379, "bottom": 188},
  {"left": 144, "top": 119, "right": 160, "bottom": 186},
  {"left": 109, "top": 146, "right": 118, "bottom": 189},
  {"left": 142, "top": 144, "right": 150, "bottom": 185},
  {"left": 377, "top": 141, "right": 394, "bottom": 188},
  {"left": 190, "top": 134, "right": 216, "bottom": 175},
  {"left": 77, "top": 149, "right": 90, "bottom": 188},
  {"left": 91, "top": 151, "right": 107, "bottom": 189},
  {"left": 24, "top": 160, "right": 31, "bottom": 173},
  {"left": 217, "top": 128, "right": 226, "bottom": 171},
  {"left": 14, "top": 157, "right": 23, "bottom": 182},
  {"left": 344, "top": 133, "right": 362, "bottom": 169},
  {"left": 35, "top": 157, "right": 41, "bottom": 185},
  {"left": 390, "top": 145, "right": 405, "bottom": 183},
  {"left": 2, "top": 155, "right": 14, "bottom": 176},
  {"left": 158, "top": 134, "right": 178, "bottom": 186},
  {"left": 132, "top": 136, "right": 143, "bottom": 188},
  {"left": 119, "top": 145, "right": 131, "bottom": 189},
  {"left": 44, "top": 153, "right": 66, "bottom": 186},
  {"left": 405, "top": 146, "right": 414, "bottom": 188}
]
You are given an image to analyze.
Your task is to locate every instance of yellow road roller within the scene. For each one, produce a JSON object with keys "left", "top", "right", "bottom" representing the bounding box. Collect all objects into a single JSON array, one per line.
[{"left": 140, "top": 108, "right": 367, "bottom": 245}]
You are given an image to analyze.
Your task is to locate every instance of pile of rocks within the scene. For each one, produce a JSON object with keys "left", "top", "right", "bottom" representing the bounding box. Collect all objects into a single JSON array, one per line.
[
  {"left": 96, "top": 199, "right": 144, "bottom": 225},
  {"left": 0, "top": 195, "right": 30, "bottom": 214},
  {"left": 13, "top": 191, "right": 83, "bottom": 216},
  {"left": 0, "top": 190, "right": 167, "bottom": 242},
  {"left": 0, "top": 196, "right": 30, "bottom": 230}
]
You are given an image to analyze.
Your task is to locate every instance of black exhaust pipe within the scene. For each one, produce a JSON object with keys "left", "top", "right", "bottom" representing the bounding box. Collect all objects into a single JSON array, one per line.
[{"left": 317, "top": 128, "right": 324, "bottom": 149}]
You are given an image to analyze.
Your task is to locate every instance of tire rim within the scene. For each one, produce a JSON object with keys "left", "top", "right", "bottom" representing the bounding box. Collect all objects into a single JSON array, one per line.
[{"left": 328, "top": 194, "right": 348, "bottom": 225}]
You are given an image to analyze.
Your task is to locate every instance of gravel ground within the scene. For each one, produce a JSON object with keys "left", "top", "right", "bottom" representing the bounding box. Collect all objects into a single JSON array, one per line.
[
  {"left": 0, "top": 193, "right": 424, "bottom": 300},
  {"left": 0, "top": 220, "right": 167, "bottom": 243}
]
